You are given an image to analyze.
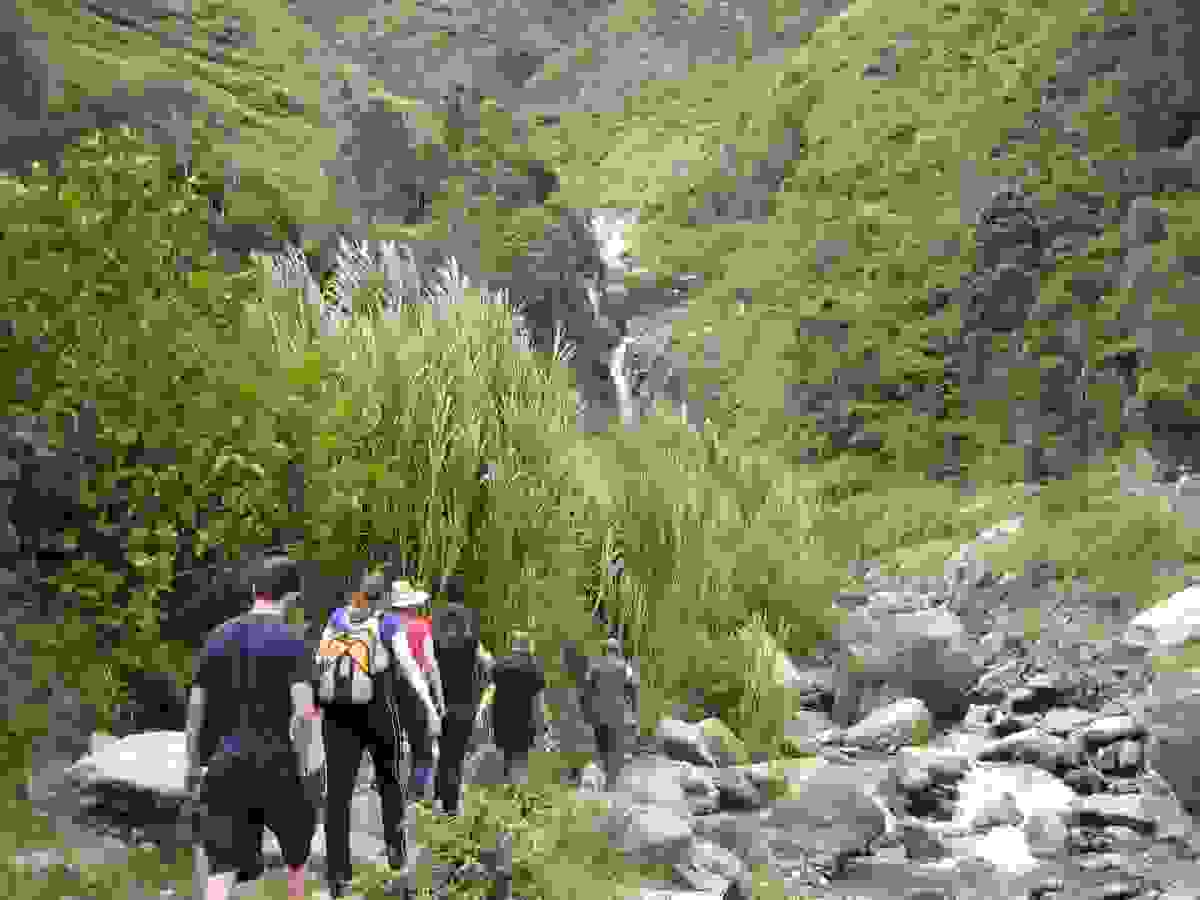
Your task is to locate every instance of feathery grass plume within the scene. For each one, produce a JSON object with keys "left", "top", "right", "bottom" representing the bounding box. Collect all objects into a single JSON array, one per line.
[{"left": 325, "top": 235, "right": 425, "bottom": 322}]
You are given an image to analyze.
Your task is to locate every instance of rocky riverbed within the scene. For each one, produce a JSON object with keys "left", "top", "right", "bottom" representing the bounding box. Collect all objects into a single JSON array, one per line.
[{"left": 13, "top": 507, "right": 1200, "bottom": 900}]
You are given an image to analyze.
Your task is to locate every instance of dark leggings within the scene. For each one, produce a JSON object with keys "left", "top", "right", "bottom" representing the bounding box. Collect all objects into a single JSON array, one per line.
[
  {"left": 321, "top": 695, "right": 408, "bottom": 884},
  {"left": 434, "top": 710, "right": 477, "bottom": 812}
]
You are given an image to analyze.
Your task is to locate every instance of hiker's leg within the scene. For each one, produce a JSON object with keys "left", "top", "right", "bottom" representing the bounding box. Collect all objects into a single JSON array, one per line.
[
  {"left": 322, "top": 706, "right": 367, "bottom": 887},
  {"left": 285, "top": 865, "right": 307, "bottom": 900},
  {"left": 205, "top": 871, "right": 236, "bottom": 900},
  {"left": 435, "top": 712, "right": 472, "bottom": 813},
  {"left": 606, "top": 723, "right": 630, "bottom": 789},
  {"left": 592, "top": 724, "right": 613, "bottom": 787},
  {"left": 262, "top": 761, "right": 317, "bottom": 900},
  {"left": 508, "top": 748, "right": 530, "bottom": 787},
  {"left": 200, "top": 755, "right": 265, "bottom": 900},
  {"left": 371, "top": 692, "right": 411, "bottom": 873},
  {"left": 406, "top": 719, "right": 436, "bottom": 801},
  {"left": 234, "top": 809, "right": 266, "bottom": 883}
]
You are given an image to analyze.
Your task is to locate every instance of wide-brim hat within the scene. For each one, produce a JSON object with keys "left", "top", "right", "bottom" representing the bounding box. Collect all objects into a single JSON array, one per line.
[{"left": 390, "top": 579, "right": 431, "bottom": 608}]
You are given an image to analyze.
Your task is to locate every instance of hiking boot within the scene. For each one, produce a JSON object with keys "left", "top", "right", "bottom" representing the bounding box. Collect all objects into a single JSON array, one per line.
[{"left": 325, "top": 878, "right": 352, "bottom": 899}]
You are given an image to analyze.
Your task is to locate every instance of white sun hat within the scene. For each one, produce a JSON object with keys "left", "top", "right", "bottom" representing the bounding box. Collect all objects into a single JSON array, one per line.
[{"left": 390, "top": 578, "right": 431, "bottom": 609}]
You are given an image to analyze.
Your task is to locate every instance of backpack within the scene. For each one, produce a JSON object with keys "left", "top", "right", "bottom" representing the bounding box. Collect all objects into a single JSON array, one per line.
[{"left": 316, "top": 607, "right": 404, "bottom": 705}]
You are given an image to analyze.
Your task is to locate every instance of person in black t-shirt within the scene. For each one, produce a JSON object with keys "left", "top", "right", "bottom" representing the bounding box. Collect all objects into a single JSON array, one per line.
[
  {"left": 584, "top": 637, "right": 640, "bottom": 792},
  {"left": 490, "top": 632, "right": 547, "bottom": 786},
  {"left": 430, "top": 578, "right": 493, "bottom": 816},
  {"left": 186, "top": 555, "right": 323, "bottom": 900}
]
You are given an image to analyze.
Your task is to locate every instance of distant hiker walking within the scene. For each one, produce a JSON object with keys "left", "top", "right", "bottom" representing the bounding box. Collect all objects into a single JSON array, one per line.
[
  {"left": 585, "top": 637, "right": 640, "bottom": 791},
  {"left": 389, "top": 578, "right": 446, "bottom": 801},
  {"left": 490, "top": 632, "right": 547, "bottom": 786},
  {"left": 185, "top": 554, "right": 322, "bottom": 900},
  {"left": 315, "top": 572, "right": 441, "bottom": 899},
  {"left": 429, "top": 575, "right": 494, "bottom": 816},
  {"left": 558, "top": 640, "right": 598, "bottom": 786}
]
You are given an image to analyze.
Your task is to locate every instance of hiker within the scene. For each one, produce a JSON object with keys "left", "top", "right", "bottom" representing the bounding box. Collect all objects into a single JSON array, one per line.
[
  {"left": 184, "top": 554, "right": 323, "bottom": 900},
  {"left": 558, "top": 639, "right": 596, "bottom": 787},
  {"left": 388, "top": 577, "right": 446, "bottom": 801},
  {"left": 316, "top": 571, "right": 441, "bottom": 899},
  {"left": 585, "top": 636, "right": 641, "bottom": 791},
  {"left": 429, "top": 575, "right": 494, "bottom": 816},
  {"left": 490, "top": 632, "right": 548, "bottom": 786}
]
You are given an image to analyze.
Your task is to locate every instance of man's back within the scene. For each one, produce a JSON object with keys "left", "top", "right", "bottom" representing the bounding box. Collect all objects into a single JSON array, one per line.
[
  {"left": 491, "top": 651, "right": 545, "bottom": 724},
  {"left": 193, "top": 611, "right": 314, "bottom": 763},
  {"left": 586, "top": 654, "right": 636, "bottom": 728}
]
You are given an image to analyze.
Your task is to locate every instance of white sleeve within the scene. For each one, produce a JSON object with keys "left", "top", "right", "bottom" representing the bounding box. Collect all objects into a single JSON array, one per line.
[{"left": 390, "top": 627, "right": 437, "bottom": 718}]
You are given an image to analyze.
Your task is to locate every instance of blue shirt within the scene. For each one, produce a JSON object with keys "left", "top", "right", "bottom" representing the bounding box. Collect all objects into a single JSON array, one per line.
[{"left": 192, "top": 611, "right": 315, "bottom": 763}]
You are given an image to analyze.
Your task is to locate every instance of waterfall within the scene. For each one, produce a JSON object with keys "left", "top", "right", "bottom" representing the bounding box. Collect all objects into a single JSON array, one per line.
[{"left": 610, "top": 333, "right": 638, "bottom": 428}]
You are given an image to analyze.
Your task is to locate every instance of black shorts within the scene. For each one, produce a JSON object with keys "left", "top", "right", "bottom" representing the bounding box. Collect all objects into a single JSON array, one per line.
[{"left": 199, "top": 750, "right": 317, "bottom": 875}]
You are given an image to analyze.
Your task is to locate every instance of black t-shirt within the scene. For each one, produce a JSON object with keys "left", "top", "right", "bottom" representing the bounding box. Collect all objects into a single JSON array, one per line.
[
  {"left": 434, "top": 638, "right": 482, "bottom": 710},
  {"left": 192, "top": 611, "right": 316, "bottom": 764},
  {"left": 490, "top": 652, "right": 545, "bottom": 730}
]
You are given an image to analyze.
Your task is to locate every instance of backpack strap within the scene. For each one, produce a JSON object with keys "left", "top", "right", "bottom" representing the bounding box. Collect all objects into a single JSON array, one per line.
[{"left": 379, "top": 611, "right": 400, "bottom": 649}]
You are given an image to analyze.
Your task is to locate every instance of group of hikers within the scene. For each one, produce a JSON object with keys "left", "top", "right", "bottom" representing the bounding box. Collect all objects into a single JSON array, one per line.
[{"left": 183, "top": 554, "right": 641, "bottom": 900}]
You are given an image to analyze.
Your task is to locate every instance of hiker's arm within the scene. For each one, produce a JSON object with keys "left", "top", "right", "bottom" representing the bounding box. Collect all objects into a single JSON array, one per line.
[
  {"left": 184, "top": 686, "right": 206, "bottom": 781},
  {"left": 185, "top": 634, "right": 216, "bottom": 781},
  {"left": 533, "top": 666, "right": 549, "bottom": 734},
  {"left": 625, "top": 664, "right": 641, "bottom": 724},
  {"left": 390, "top": 629, "right": 440, "bottom": 731},
  {"left": 290, "top": 681, "right": 323, "bottom": 775},
  {"left": 423, "top": 633, "right": 445, "bottom": 716}
]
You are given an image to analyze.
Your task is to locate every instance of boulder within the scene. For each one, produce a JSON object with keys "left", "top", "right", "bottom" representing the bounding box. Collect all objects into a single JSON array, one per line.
[
  {"left": 66, "top": 730, "right": 190, "bottom": 798},
  {"left": 831, "top": 605, "right": 981, "bottom": 728},
  {"left": 842, "top": 698, "right": 932, "bottom": 750},
  {"left": 1123, "top": 585, "right": 1200, "bottom": 654},
  {"left": 761, "top": 766, "right": 890, "bottom": 869},
  {"left": 656, "top": 718, "right": 720, "bottom": 767},
  {"left": 1141, "top": 669, "right": 1200, "bottom": 817}
]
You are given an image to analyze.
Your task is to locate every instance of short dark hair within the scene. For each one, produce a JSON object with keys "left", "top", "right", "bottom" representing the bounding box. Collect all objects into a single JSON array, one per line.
[
  {"left": 354, "top": 571, "right": 389, "bottom": 600},
  {"left": 246, "top": 555, "right": 301, "bottom": 603},
  {"left": 432, "top": 574, "right": 465, "bottom": 605}
]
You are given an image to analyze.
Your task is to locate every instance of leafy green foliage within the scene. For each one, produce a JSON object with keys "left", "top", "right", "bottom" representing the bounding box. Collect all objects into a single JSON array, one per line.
[
  {"left": 5, "top": 0, "right": 1199, "bottom": 894},
  {"left": 521, "top": 0, "right": 1099, "bottom": 476}
]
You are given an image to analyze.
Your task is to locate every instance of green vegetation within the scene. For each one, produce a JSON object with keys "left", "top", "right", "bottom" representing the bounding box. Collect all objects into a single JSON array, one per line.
[{"left": 4, "top": 0, "right": 1199, "bottom": 896}]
